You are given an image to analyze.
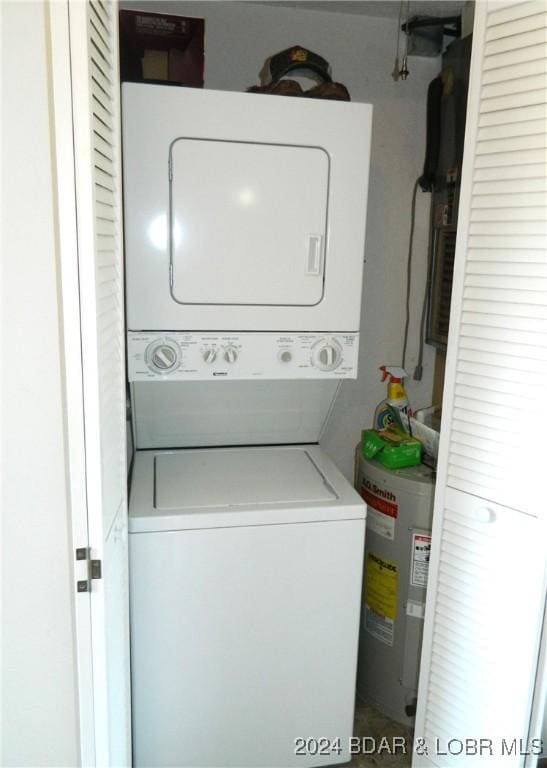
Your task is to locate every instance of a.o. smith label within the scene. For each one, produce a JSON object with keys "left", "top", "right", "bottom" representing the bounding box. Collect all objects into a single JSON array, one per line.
[{"left": 360, "top": 478, "right": 398, "bottom": 540}]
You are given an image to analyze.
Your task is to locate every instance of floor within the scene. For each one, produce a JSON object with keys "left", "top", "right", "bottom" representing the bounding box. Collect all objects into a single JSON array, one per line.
[{"left": 351, "top": 701, "right": 413, "bottom": 767}]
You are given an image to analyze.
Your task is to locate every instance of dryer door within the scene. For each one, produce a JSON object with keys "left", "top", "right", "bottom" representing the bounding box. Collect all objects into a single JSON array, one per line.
[{"left": 170, "top": 139, "right": 328, "bottom": 307}]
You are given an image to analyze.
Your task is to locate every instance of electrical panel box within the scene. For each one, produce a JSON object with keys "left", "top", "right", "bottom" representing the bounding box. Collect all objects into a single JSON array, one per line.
[{"left": 427, "top": 36, "right": 472, "bottom": 350}]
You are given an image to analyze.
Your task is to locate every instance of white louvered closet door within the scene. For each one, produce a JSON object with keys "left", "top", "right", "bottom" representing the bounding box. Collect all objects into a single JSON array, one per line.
[
  {"left": 414, "top": 3, "right": 547, "bottom": 767},
  {"left": 68, "top": 1, "right": 130, "bottom": 765}
]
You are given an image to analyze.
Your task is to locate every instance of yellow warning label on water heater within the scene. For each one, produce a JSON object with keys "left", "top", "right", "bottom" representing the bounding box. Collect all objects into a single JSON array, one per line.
[{"left": 365, "top": 551, "right": 398, "bottom": 620}]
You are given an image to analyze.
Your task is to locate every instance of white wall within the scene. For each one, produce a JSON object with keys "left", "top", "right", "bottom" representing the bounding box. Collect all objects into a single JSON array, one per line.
[
  {"left": 122, "top": 0, "right": 438, "bottom": 479},
  {"left": 0, "top": 2, "right": 80, "bottom": 765}
]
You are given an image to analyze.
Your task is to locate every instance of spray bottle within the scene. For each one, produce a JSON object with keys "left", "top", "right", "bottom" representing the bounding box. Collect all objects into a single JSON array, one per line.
[{"left": 373, "top": 366, "right": 410, "bottom": 430}]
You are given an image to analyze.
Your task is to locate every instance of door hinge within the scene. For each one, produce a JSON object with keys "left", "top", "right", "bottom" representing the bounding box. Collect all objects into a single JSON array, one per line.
[{"left": 76, "top": 547, "right": 102, "bottom": 593}]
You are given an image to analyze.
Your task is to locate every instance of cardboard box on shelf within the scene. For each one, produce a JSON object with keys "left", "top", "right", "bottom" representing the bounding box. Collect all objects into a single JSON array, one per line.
[{"left": 119, "top": 9, "right": 204, "bottom": 87}]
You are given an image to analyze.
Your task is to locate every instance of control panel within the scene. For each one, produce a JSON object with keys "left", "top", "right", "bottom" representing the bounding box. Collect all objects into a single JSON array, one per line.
[{"left": 127, "top": 332, "right": 359, "bottom": 381}]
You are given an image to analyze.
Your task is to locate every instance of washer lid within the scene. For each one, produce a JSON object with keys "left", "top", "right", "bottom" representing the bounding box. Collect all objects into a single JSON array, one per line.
[
  {"left": 156, "top": 448, "right": 336, "bottom": 510},
  {"left": 129, "top": 445, "right": 366, "bottom": 532}
]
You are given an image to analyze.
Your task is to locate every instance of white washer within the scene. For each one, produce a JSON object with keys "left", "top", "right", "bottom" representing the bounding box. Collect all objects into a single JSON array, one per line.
[{"left": 129, "top": 444, "right": 366, "bottom": 768}]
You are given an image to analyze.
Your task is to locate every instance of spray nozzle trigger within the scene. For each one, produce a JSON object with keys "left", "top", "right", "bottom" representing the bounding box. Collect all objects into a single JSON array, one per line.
[{"left": 379, "top": 365, "right": 407, "bottom": 383}]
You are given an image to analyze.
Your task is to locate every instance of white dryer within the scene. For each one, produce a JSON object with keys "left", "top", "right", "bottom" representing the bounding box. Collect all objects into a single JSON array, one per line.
[
  {"left": 123, "top": 84, "right": 372, "bottom": 335},
  {"left": 129, "top": 445, "right": 366, "bottom": 768},
  {"left": 123, "top": 84, "right": 373, "bottom": 382}
]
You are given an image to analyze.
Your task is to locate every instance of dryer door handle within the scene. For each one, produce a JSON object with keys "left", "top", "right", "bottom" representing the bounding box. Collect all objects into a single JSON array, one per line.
[{"left": 306, "top": 234, "right": 324, "bottom": 276}]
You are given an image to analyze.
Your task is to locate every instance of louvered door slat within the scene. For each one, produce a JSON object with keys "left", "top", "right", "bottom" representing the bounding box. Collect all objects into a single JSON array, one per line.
[
  {"left": 93, "top": 116, "right": 113, "bottom": 144},
  {"left": 459, "top": 338, "right": 546, "bottom": 367},
  {"left": 481, "top": 71, "right": 547, "bottom": 100},
  {"left": 473, "top": 176, "right": 546, "bottom": 194},
  {"left": 478, "top": 116, "right": 546, "bottom": 140},
  {"left": 474, "top": 145, "right": 545, "bottom": 165},
  {"left": 456, "top": 378, "right": 537, "bottom": 405},
  {"left": 458, "top": 351, "right": 545, "bottom": 378},
  {"left": 94, "top": 134, "right": 114, "bottom": 163},
  {"left": 469, "top": 221, "right": 546, "bottom": 236},
  {"left": 468, "top": 233, "right": 545, "bottom": 248},
  {"left": 94, "top": 166, "right": 115, "bottom": 192},
  {"left": 89, "top": 16, "right": 112, "bottom": 56},
  {"left": 91, "top": 54, "right": 113, "bottom": 89},
  {"left": 477, "top": 131, "right": 547, "bottom": 154},
  {"left": 427, "top": 682, "right": 475, "bottom": 722},
  {"left": 92, "top": 61, "right": 113, "bottom": 99},
  {"left": 482, "top": 55, "right": 546, "bottom": 84},
  {"left": 462, "top": 309, "right": 547, "bottom": 329},
  {"left": 456, "top": 367, "right": 544, "bottom": 392},
  {"left": 95, "top": 184, "right": 115, "bottom": 208},
  {"left": 89, "top": 2, "right": 108, "bottom": 32},
  {"left": 486, "top": 10, "right": 547, "bottom": 40},
  {"left": 483, "top": 88, "right": 545, "bottom": 115},
  {"left": 465, "top": 271, "right": 547, "bottom": 288},
  {"left": 427, "top": 654, "right": 473, "bottom": 694},
  {"left": 462, "top": 300, "right": 547, "bottom": 320},
  {"left": 485, "top": 26, "right": 547, "bottom": 56},
  {"left": 488, "top": 0, "right": 545, "bottom": 26},
  {"left": 450, "top": 421, "right": 514, "bottom": 450},
  {"left": 90, "top": 0, "right": 110, "bottom": 19},
  {"left": 95, "top": 202, "right": 115, "bottom": 224},
  {"left": 94, "top": 214, "right": 116, "bottom": 237},
  {"left": 472, "top": 191, "right": 545, "bottom": 207},
  {"left": 474, "top": 165, "right": 545, "bottom": 183},
  {"left": 89, "top": 11, "right": 112, "bottom": 56},
  {"left": 483, "top": 41, "right": 546, "bottom": 71},
  {"left": 436, "top": 580, "right": 508, "bottom": 619},
  {"left": 90, "top": 36, "right": 111, "bottom": 71},
  {"left": 92, "top": 95, "right": 114, "bottom": 132},
  {"left": 471, "top": 205, "right": 546, "bottom": 221},
  {"left": 460, "top": 322, "right": 547, "bottom": 347}
]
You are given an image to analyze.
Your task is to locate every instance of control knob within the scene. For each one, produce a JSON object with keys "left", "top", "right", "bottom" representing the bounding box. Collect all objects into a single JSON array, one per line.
[
  {"left": 202, "top": 348, "right": 217, "bottom": 364},
  {"left": 312, "top": 339, "right": 342, "bottom": 372},
  {"left": 223, "top": 346, "right": 238, "bottom": 364},
  {"left": 145, "top": 340, "right": 180, "bottom": 374}
]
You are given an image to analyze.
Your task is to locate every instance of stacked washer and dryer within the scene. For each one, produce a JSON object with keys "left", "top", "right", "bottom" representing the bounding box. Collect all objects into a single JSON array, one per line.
[{"left": 122, "top": 84, "right": 373, "bottom": 768}]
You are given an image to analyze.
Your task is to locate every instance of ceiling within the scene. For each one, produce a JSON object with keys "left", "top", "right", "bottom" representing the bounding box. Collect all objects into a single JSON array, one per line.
[{"left": 259, "top": 1, "right": 466, "bottom": 19}]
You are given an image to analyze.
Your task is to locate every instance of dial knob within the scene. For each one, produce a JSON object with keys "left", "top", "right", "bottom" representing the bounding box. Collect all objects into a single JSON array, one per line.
[
  {"left": 312, "top": 339, "right": 342, "bottom": 372},
  {"left": 202, "top": 348, "right": 217, "bottom": 364},
  {"left": 223, "top": 346, "right": 238, "bottom": 364},
  {"left": 146, "top": 341, "right": 180, "bottom": 374},
  {"left": 319, "top": 346, "right": 336, "bottom": 367}
]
